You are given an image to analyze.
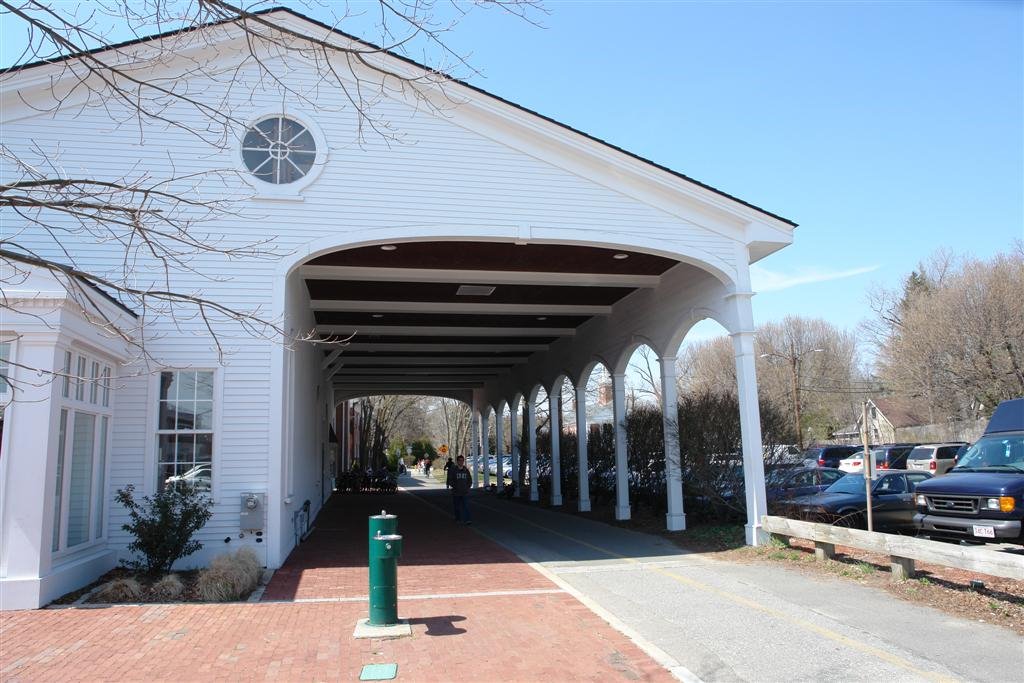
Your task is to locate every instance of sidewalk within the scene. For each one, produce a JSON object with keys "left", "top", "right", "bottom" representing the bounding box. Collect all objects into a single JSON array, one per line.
[{"left": 0, "top": 478, "right": 673, "bottom": 682}]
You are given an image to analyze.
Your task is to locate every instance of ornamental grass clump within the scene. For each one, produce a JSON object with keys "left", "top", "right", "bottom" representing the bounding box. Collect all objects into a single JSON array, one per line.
[
  {"left": 94, "top": 577, "right": 143, "bottom": 603},
  {"left": 197, "top": 548, "right": 262, "bottom": 601},
  {"left": 151, "top": 573, "right": 185, "bottom": 601}
]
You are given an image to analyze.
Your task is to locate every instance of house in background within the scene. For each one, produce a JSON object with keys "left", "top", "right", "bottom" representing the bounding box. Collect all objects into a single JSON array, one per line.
[{"left": 834, "top": 397, "right": 985, "bottom": 445}]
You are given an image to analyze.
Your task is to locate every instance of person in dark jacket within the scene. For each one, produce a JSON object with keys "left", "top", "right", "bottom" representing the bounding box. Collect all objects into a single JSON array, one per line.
[
  {"left": 443, "top": 456, "right": 454, "bottom": 488},
  {"left": 450, "top": 455, "right": 472, "bottom": 524}
]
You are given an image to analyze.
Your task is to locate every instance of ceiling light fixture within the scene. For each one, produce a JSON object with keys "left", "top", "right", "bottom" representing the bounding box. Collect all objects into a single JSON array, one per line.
[
  {"left": 380, "top": 244, "right": 397, "bottom": 251},
  {"left": 456, "top": 284, "right": 496, "bottom": 296},
  {"left": 536, "top": 316, "right": 548, "bottom": 321},
  {"left": 372, "top": 314, "right": 384, "bottom": 318},
  {"left": 613, "top": 253, "right": 630, "bottom": 260}
]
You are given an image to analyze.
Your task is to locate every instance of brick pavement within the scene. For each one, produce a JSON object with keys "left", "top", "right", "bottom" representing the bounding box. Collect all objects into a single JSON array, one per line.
[{"left": 0, "top": 486, "right": 673, "bottom": 682}]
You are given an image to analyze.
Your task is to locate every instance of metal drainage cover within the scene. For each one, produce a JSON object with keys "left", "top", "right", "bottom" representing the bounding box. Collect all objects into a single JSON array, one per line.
[{"left": 359, "top": 663, "right": 398, "bottom": 681}]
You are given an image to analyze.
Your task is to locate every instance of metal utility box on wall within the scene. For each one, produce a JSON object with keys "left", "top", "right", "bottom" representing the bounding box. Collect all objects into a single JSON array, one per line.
[{"left": 240, "top": 492, "right": 266, "bottom": 531}]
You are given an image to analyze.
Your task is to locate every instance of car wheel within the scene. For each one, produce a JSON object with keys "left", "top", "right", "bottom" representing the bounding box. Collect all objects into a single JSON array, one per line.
[{"left": 835, "top": 510, "right": 863, "bottom": 529}]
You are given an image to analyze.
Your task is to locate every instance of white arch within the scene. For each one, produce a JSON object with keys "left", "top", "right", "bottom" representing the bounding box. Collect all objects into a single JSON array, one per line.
[
  {"left": 611, "top": 334, "right": 662, "bottom": 376},
  {"left": 663, "top": 307, "right": 736, "bottom": 359}
]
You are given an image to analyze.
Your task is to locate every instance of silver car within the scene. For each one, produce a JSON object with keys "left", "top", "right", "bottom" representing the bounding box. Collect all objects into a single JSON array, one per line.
[{"left": 906, "top": 443, "right": 968, "bottom": 476}]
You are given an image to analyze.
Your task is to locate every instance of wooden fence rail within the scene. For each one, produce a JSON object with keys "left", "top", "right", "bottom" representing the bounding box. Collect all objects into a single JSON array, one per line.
[{"left": 761, "top": 515, "right": 1024, "bottom": 582}]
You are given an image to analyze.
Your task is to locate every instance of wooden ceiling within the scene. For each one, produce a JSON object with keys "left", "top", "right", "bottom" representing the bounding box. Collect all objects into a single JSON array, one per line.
[{"left": 304, "top": 241, "right": 678, "bottom": 395}]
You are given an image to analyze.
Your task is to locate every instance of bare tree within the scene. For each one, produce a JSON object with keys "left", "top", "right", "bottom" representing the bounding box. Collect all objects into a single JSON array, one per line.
[
  {"left": 678, "top": 316, "right": 869, "bottom": 445},
  {"left": 1, "top": 0, "right": 540, "bottom": 394},
  {"left": 873, "top": 242, "right": 1024, "bottom": 420}
]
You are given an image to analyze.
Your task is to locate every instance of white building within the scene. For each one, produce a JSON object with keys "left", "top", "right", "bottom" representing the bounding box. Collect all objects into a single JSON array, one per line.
[{"left": 0, "top": 8, "right": 795, "bottom": 609}]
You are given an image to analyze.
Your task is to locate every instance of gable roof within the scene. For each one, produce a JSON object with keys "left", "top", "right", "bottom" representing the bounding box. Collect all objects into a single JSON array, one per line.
[
  {"left": 872, "top": 397, "right": 930, "bottom": 429},
  {"left": 5, "top": 6, "right": 796, "bottom": 228}
]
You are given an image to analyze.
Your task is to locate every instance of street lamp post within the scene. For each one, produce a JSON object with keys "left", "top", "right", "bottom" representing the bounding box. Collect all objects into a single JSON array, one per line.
[{"left": 760, "top": 345, "right": 823, "bottom": 449}]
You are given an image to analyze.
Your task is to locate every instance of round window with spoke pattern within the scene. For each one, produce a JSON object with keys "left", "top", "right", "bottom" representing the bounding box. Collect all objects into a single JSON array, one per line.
[{"left": 242, "top": 116, "right": 317, "bottom": 184}]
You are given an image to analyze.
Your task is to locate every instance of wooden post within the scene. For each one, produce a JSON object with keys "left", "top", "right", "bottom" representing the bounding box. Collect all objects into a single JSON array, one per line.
[
  {"left": 890, "top": 556, "right": 915, "bottom": 581},
  {"left": 861, "top": 401, "right": 874, "bottom": 532},
  {"left": 814, "top": 541, "right": 836, "bottom": 561}
]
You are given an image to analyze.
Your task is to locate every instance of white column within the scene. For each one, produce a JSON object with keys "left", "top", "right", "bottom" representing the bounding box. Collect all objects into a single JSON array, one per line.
[
  {"left": 510, "top": 405, "right": 520, "bottom": 497},
  {"left": 575, "top": 384, "right": 591, "bottom": 512},
  {"left": 548, "top": 390, "right": 563, "bottom": 506},
  {"left": 470, "top": 410, "right": 480, "bottom": 488},
  {"left": 660, "top": 356, "right": 686, "bottom": 531},
  {"left": 612, "top": 372, "right": 631, "bottom": 520},
  {"left": 495, "top": 409, "right": 505, "bottom": 493},
  {"left": 0, "top": 337, "right": 61, "bottom": 609},
  {"left": 527, "top": 397, "right": 539, "bottom": 502},
  {"left": 734, "top": 328, "right": 768, "bottom": 545},
  {"left": 480, "top": 411, "right": 490, "bottom": 489}
]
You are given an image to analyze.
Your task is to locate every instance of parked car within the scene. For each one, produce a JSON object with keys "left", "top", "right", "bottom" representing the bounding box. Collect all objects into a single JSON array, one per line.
[
  {"left": 488, "top": 456, "right": 512, "bottom": 478},
  {"left": 801, "top": 445, "right": 860, "bottom": 469},
  {"left": 164, "top": 464, "right": 212, "bottom": 491},
  {"left": 906, "top": 442, "right": 969, "bottom": 476},
  {"left": 915, "top": 398, "right": 1024, "bottom": 545},
  {"left": 764, "top": 467, "right": 845, "bottom": 511},
  {"left": 838, "top": 444, "right": 919, "bottom": 474},
  {"left": 779, "top": 470, "right": 933, "bottom": 531}
]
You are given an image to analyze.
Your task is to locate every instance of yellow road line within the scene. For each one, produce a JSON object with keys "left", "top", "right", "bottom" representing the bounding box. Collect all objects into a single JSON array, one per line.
[{"left": 473, "top": 500, "right": 956, "bottom": 683}]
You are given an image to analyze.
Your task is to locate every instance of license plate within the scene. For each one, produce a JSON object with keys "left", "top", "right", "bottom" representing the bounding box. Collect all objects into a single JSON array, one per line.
[{"left": 972, "top": 525, "right": 995, "bottom": 538}]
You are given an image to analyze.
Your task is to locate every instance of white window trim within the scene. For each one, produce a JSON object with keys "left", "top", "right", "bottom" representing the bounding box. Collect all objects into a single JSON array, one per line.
[
  {"left": 144, "top": 368, "right": 223, "bottom": 502},
  {"left": 51, "top": 406, "right": 114, "bottom": 559},
  {"left": 237, "top": 110, "right": 328, "bottom": 201}
]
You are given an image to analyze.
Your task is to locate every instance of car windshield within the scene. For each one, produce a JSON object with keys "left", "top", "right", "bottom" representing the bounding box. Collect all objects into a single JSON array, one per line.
[
  {"left": 907, "top": 446, "right": 935, "bottom": 461},
  {"left": 765, "top": 468, "right": 794, "bottom": 486},
  {"left": 802, "top": 448, "right": 823, "bottom": 459},
  {"left": 825, "top": 473, "right": 868, "bottom": 495},
  {"left": 953, "top": 435, "right": 1024, "bottom": 472}
]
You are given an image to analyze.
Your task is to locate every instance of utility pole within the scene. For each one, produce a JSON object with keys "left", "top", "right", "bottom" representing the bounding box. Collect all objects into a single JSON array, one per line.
[
  {"left": 789, "top": 338, "right": 803, "bottom": 449},
  {"left": 862, "top": 401, "right": 874, "bottom": 532}
]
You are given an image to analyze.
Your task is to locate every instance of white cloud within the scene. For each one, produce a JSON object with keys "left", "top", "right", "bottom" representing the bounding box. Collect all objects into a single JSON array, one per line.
[{"left": 750, "top": 264, "right": 880, "bottom": 293}]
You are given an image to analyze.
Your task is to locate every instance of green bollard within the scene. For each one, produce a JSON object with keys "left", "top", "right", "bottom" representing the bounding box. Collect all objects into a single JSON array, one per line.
[{"left": 368, "top": 511, "right": 402, "bottom": 626}]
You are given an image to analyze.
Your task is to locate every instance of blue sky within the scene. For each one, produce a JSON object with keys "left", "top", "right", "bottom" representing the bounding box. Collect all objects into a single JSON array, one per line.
[
  {"left": 3, "top": 1, "right": 1021, "bottom": 344},
  {"left": 439, "top": 0, "right": 1023, "bottom": 340}
]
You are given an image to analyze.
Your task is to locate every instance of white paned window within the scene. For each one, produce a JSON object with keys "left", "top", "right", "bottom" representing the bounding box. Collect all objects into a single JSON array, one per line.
[
  {"left": 62, "top": 351, "right": 71, "bottom": 398},
  {"left": 52, "top": 350, "right": 115, "bottom": 554},
  {"left": 95, "top": 416, "right": 109, "bottom": 538},
  {"left": 241, "top": 116, "right": 316, "bottom": 184},
  {"left": 101, "top": 366, "right": 111, "bottom": 407},
  {"left": 66, "top": 412, "right": 95, "bottom": 547},
  {"left": 89, "top": 361, "right": 100, "bottom": 404},
  {"left": 157, "top": 370, "right": 214, "bottom": 492},
  {"left": 75, "top": 355, "right": 86, "bottom": 401}
]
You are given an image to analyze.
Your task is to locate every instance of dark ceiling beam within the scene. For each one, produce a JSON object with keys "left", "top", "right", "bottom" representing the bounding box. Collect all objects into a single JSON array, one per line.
[
  {"left": 299, "top": 265, "right": 661, "bottom": 288},
  {"left": 317, "top": 325, "right": 575, "bottom": 337}
]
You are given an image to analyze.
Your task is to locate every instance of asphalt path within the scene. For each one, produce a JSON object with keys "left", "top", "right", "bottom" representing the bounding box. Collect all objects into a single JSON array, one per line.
[{"left": 407, "top": 477, "right": 1023, "bottom": 683}]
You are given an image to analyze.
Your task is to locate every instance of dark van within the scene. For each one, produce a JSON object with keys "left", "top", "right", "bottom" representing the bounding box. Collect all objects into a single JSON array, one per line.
[{"left": 913, "top": 398, "right": 1024, "bottom": 545}]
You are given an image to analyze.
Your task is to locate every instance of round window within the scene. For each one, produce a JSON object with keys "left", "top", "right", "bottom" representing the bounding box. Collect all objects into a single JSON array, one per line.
[{"left": 241, "top": 116, "right": 317, "bottom": 184}]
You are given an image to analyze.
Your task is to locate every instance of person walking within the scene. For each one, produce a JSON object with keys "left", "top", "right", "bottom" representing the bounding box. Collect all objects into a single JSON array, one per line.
[
  {"left": 443, "top": 456, "right": 454, "bottom": 488},
  {"left": 450, "top": 455, "right": 472, "bottom": 524}
]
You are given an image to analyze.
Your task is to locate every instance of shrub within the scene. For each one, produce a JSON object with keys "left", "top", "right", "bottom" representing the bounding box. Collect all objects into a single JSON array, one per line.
[
  {"left": 116, "top": 483, "right": 213, "bottom": 575},
  {"left": 94, "top": 577, "right": 143, "bottom": 603},
  {"left": 197, "top": 548, "right": 261, "bottom": 601},
  {"left": 151, "top": 573, "right": 185, "bottom": 601}
]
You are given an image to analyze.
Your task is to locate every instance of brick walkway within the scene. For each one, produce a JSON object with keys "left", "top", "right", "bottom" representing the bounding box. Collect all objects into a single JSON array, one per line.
[{"left": 0, "top": 484, "right": 673, "bottom": 682}]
